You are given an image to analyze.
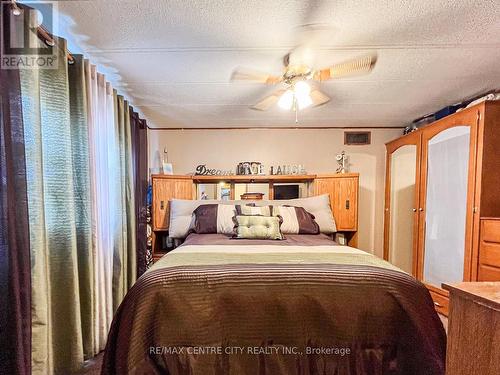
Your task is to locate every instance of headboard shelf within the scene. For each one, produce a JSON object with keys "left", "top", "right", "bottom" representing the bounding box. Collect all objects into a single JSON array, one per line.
[
  {"left": 150, "top": 172, "right": 360, "bottom": 260},
  {"left": 152, "top": 173, "right": 359, "bottom": 183},
  {"left": 192, "top": 174, "right": 316, "bottom": 183}
]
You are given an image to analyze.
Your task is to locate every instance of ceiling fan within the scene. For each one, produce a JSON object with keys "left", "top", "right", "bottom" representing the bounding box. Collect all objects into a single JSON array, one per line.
[{"left": 230, "top": 27, "right": 377, "bottom": 120}]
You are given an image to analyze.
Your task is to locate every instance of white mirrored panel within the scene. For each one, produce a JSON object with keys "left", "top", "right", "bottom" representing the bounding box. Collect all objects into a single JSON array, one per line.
[
  {"left": 389, "top": 145, "right": 417, "bottom": 274},
  {"left": 423, "top": 126, "right": 470, "bottom": 288}
]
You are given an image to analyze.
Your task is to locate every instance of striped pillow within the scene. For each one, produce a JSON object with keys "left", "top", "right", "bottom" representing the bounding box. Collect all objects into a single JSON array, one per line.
[
  {"left": 193, "top": 204, "right": 236, "bottom": 235},
  {"left": 236, "top": 205, "right": 272, "bottom": 216},
  {"left": 272, "top": 205, "right": 320, "bottom": 234}
]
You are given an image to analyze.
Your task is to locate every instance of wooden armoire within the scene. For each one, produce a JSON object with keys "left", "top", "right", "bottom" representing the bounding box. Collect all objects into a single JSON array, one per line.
[{"left": 384, "top": 101, "right": 500, "bottom": 315}]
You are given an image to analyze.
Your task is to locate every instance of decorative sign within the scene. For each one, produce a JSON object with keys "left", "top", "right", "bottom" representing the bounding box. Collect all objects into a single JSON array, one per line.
[
  {"left": 236, "top": 162, "right": 265, "bottom": 175},
  {"left": 195, "top": 164, "right": 232, "bottom": 176},
  {"left": 269, "top": 164, "right": 306, "bottom": 175}
]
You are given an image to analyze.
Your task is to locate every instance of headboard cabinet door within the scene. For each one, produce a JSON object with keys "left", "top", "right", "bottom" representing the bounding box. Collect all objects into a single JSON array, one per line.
[
  {"left": 332, "top": 176, "right": 358, "bottom": 231},
  {"left": 313, "top": 174, "right": 359, "bottom": 232},
  {"left": 152, "top": 177, "right": 194, "bottom": 231}
]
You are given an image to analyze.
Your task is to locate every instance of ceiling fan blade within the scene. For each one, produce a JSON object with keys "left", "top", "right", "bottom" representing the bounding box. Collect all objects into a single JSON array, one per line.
[
  {"left": 251, "top": 89, "right": 286, "bottom": 111},
  {"left": 230, "top": 67, "right": 281, "bottom": 84},
  {"left": 314, "top": 54, "right": 377, "bottom": 81},
  {"left": 310, "top": 89, "right": 330, "bottom": 107},
  {"left": 287, "top": 24, "right": 333, "bottom": 67}
]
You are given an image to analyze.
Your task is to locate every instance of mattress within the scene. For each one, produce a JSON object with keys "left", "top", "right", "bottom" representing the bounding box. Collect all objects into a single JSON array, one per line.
[{"left": 102, "top": 233, "right": 446, "bottom": 375}]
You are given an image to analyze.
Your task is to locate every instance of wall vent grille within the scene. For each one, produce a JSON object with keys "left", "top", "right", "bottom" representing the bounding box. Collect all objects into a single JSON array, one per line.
[{"left": 344, "top": 131, "right": 371, "bottom": 145}]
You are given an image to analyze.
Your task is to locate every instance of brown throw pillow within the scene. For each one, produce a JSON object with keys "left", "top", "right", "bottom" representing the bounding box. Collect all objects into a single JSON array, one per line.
[{"left": 193, "top": 204, "right": 236, "bottom": 234}]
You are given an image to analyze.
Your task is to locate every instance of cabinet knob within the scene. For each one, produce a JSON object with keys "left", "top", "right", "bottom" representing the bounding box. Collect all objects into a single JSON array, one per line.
[
  {"left": 419, "top": 208, "right": 423, "bottom": 212},
  {"left": 412, "top": 208, "right": 417, "bottom": 212},
  {"left": 160, "top": 200, "right": 165, "bottom": 210},
  {"left": 433, "top": 301, "right": 442, "bottom": 308},
  {"left": 345, "top": 200, "right": 350, "bottom": 209}
]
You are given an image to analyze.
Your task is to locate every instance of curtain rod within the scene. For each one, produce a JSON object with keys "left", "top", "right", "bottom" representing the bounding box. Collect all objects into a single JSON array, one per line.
[{"left": 11, "top": 0, "right": 75, "bottom": 64}]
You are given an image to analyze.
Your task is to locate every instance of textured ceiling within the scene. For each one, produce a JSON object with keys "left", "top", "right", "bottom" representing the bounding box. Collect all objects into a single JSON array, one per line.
[{"left": 56, "top": 0, "right": 500, "bottom": 128}]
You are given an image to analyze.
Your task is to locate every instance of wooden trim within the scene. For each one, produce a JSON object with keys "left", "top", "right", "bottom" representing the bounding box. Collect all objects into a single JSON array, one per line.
[
  {"left": 152, "top": 173, "right": 359, "bottom": 182},
  {"left": 268, "top": 182, "right": 274, "bottom": 200},
  {"left": 151, "top": 174, "right": 193, "bottom": 179},
  {"left": 314, "top": 173, "right": 359, "bottom": 178},
  {"left": 192, "top": 174, "right": 316, "bottom": 183},
  {"left": 229, "top": 182, "right": 235, "bottom": 200},
  {"left": 148, "top": 126, "right": 405, "bottom": 131},
  {"left": 470, "top": 107, "right": 484, "bottom": 280}
]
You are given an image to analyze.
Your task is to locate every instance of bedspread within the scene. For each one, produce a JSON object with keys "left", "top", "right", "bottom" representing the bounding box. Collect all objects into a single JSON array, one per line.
[{"left": 102, "top": 238, "right": 446, "bottom": 375}]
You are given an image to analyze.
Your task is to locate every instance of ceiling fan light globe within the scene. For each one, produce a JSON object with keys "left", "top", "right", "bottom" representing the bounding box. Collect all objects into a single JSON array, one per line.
[
  {"left": 278, "top": 89, "right": 294, "bottom": 110},
  {"left": 294, "top": 80, "right": 311, "bottom": 96},
  {"left": 296, "top": 93, "right": 313, "bottom": 109}
]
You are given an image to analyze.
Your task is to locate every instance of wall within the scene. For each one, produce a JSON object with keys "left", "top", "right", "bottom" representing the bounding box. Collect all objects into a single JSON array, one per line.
[{"left": 148, "top": 128, "right": 402, "bottom": 257}]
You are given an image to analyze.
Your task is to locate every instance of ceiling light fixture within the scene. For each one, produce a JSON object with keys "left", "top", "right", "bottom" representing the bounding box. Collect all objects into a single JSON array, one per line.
[
  {"left": 278, "top": 80, "right": 313, "bottom": 122},
  {"left": 294, "top": 81, "right": 312, "bottom": 109},
  {"left": 278, "top": 89, "right": 294, "bottom": 110}
]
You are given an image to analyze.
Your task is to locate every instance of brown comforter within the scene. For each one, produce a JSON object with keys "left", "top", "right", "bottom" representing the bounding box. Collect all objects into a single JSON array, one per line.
[{"left": 102, "top": 234, "right": 446, "bottom": 375}]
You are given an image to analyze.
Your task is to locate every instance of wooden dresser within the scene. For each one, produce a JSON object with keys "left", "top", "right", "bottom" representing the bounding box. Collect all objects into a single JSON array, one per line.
[
  {"left": 151, "top": 173, "right": 359, "bottom": 260},
  {"left": 443, "top": 282, "right": 500, "bottom": 375}
]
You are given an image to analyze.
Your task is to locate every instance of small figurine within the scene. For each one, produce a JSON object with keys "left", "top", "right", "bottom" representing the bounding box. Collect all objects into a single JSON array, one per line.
[{"left": 335, "top": 151, "right": 348, "bottom": 173}]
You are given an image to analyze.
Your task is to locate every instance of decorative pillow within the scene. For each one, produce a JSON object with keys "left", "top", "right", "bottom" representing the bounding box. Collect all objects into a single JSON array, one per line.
[
  {"left": 272, "top": 206, "right": 320, "bottom": 234},
  {"left": 233, "top": 215, "right": 284, "bottom": 240},
  {"left": 193, "top": 204, "right": 237, "bottom": 235},
  {"left": 255, "top": 194, "right": 337, "bottom": 233},
  {"left": 169, "top": 199, "right": 250, "bottom": 238},
  {"left": 236, "top": 205, "right": 272, "bottom": 216}
]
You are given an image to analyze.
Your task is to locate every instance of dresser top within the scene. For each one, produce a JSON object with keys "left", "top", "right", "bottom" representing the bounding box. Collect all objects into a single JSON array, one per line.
[{"left": 443, "top": 282, "right": 500, "bottom": 310}]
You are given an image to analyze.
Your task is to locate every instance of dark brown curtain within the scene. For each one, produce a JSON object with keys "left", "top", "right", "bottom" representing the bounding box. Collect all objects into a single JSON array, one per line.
[
  {"left": 0, "top": 10, "right": 32, "bottom": 375},
  {"left": 130, "top": 111, "right": 149, "bottom": 276}
]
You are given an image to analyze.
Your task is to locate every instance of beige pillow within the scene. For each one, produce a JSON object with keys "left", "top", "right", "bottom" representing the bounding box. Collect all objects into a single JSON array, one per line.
[
  {"left": 256, "top": 194, "right": 337, "bottom": 233},
  {"left": 237, "top": 205, "right": 272, "bottom": 216},
  {"left": 233, "top": 215, "right": 283, "bottom": 240}
]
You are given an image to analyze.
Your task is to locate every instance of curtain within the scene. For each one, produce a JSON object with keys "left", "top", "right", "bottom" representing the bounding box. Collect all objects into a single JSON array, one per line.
[
  {"left": 20, "top": 39, "right": 89, "bottom": 374},
  {"left": 112, "top": 94, "right": 137, "bottom": 311},
  {"left": 130, "top": 111, "right": 149, "bottom": 277},
  {"left": 0, "top": 9, "right": 32, "bottom": 375},
  {"left": 84, "top": 61, "right": 115, "bottom": 354},
  {"left": 5, "top": 4, "right": 148, "bottom": 372}
]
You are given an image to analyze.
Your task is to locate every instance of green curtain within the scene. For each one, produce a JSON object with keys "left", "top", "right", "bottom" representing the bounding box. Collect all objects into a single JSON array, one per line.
[
  {"left": 112, "top": 94, "right": 137, "bottom": 312},
  {"left": 17, "top": 9, "right": 141, "bottom": 373},
  {"left": 20, "top": 40, "right": 90, "bottom": 374},
  {"left": 68, "top": 55, "right": 95, "bottom": 360}
]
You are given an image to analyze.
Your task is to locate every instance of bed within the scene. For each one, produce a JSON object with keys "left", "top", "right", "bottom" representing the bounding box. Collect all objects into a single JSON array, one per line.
[{"left": 101, "top": 232, "right": 446, "bottom": 375}]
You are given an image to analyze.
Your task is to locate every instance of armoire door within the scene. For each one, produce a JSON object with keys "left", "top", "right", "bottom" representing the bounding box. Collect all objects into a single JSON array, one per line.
[
  {"left": 418, "top": 110, "right": 479, "bottom": 297},
  {"left": 384, "top": 131, "right": 422, "bottom": 276}
]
